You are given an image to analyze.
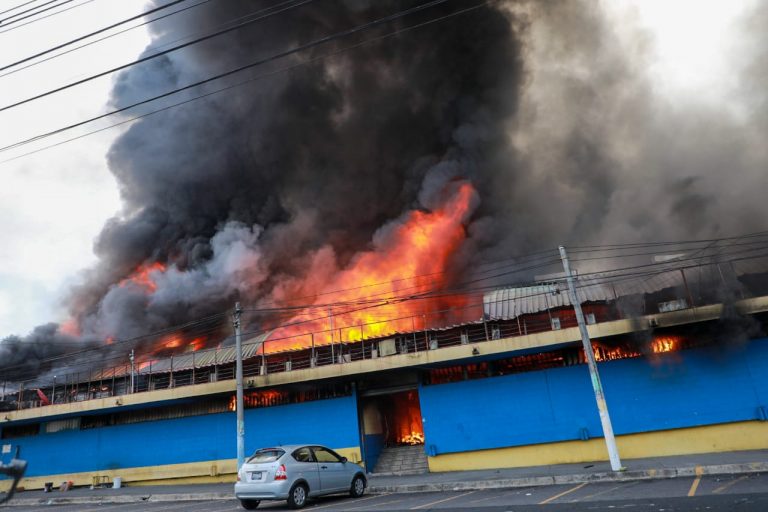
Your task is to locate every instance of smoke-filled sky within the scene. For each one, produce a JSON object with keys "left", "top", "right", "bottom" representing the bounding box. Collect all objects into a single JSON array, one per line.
[{"left": 1, "top": 0, "right": 767, "bottom": 379}]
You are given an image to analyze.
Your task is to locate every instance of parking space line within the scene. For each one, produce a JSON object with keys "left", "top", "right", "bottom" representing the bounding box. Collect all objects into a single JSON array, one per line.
[
  {"left": 312, "top": 493, "right": 391, "bottom": 510},
  {"left": 145, "top": 502, "right": 204, "bottom": 511},
  {"left": 53, "top": 505, "right": 128, "bottom": 512},
  {"left": 342, "top": 497, "right": 407, "bottom": 510},
  {"left": 538, "top": 483, "right": 588, "bottom": 504},
  {"left": 712, "top": 474, "right": 749, "bottom": 494},
  {"left": 410, "top": 491, "right": 475, "bottom": 509},
  {"left": 192, "top": 501, "right": 242, "bottom": 511},
  {"left": 687, "top": 465, "right": 704, "bottom": 497},
  {"left": 467, "top": 489, "right": 529, "bottom": 504},
  {"left": 571, "top": 480, "right": 641, "bottom": 502}
]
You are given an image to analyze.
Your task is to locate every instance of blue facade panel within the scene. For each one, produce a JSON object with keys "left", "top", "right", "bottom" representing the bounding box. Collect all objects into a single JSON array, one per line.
[
  {"left": 603, "top": 347, "right": 762, "bottom": 433},
  {"left": 420, "top": 338, "right": 768, "bottom": 455},
  {"left": 3, "top": 338, "right": 768, "bottom": 476},
  {"left": 1, "top": 395, "right": 359, "bottom": 478}
]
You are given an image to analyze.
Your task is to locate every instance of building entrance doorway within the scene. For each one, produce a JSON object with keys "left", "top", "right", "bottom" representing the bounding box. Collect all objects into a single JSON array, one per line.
[{"left": 359, "top": 389, "right": 424, "bottom": 471}]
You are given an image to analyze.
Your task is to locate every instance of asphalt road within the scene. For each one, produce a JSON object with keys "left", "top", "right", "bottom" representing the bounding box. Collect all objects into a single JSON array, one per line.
[{"left": 4, "top": 473, "right": 768, "bottom": 511}]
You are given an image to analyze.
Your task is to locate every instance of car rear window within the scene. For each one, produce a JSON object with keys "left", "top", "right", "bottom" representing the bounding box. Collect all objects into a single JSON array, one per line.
[{"left": 247, "top": 448, "right": 285, "bottom": 463}]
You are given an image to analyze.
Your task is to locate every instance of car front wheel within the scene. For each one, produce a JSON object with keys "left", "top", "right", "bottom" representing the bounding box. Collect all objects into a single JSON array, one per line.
[
  {"left": 287, "top": 483, "right": 308, "bottom": 509},
  {"left": 240, "top": 499, "right": 260, "bottom": 510},
  {"left": 350, "top": 475, "right": 365, "bottom": 497}
]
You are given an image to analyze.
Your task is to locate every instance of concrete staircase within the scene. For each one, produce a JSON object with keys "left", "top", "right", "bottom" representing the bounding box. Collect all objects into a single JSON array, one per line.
[{"left": 371, "top": 444, "right": 429, "bottom": 475}]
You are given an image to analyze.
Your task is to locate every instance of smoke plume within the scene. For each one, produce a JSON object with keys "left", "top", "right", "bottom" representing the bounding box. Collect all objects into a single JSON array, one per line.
[{"left": 2, "top": 0, "right": 768, "bottom": 380}]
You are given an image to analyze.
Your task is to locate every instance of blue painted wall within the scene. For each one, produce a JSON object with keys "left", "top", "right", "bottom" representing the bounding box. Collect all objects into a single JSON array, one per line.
[
  {"left": 0, "top": 395, "right": 359, "bottom": 478},
  {"left": 4, "top": 338, "right": 768, "bottom": 477},
  {"left": 363, "top": 434, "right": 385, "bottom": 472},
  {"left": 420, "top": 338, "right": 768, "bottom": 455}
]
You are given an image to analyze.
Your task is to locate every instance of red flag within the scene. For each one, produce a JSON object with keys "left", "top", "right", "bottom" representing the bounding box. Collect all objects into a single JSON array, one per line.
[{"left": 35, "top": 389, "right": 50, "bottom": 406}]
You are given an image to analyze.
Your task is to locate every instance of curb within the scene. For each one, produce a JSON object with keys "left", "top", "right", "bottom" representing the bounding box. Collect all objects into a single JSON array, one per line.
[
  {"left": 367, "top": 462, "right": 768, "bottom": 494},
  {"left": 4, "top": 492, "right": 234, "bottom": 507},
  {"left": 4, "top": 462, "right": 767, "bottom": 506}
]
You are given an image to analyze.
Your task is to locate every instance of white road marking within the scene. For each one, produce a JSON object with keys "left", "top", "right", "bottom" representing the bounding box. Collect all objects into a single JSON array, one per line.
[{"left": 410, "top": 491, "right": 475, "bottom": 510}]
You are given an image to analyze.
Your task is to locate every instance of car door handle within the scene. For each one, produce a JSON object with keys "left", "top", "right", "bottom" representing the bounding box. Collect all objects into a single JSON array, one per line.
[{"left": 320, "top": 465, "right": 328, "bottom": 469}]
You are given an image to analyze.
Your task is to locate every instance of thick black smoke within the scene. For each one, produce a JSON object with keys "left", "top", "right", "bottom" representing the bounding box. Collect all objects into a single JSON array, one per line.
[
  {"left": 2, "top": 0, "right": 523, "bottom": 379},
  {"left": 3, "top": 0, "right": 768, "bottom": 381}
]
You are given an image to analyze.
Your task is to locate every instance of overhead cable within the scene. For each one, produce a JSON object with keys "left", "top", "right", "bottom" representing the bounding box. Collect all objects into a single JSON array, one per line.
[
  {"left": 0, "top": 0, "right": 320, "bottom": 112},
  {"left": 0, "top": 0, "right": 491, "bottom": 162},
  {"left": 0, "top": 0, "right": 79, "bottom": 28},
  {"left": 0, "top": 0, "right": 40, "bottom": 17},
  {"left": 0, "top": 0, "right": 95, "bottom": 34},
  {"left": 0, "top": 0, "right": 189, "bottom": 72}
]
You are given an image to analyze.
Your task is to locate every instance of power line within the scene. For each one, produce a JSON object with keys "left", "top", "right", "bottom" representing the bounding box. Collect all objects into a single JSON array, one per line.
[
  {"left": 0, "top": 311, "right": 230, "bottom": 374},
  {"left": 0, "top": 0, "right": 489, "bottom": 161},
  {"left": 566, "top": 237, "right": 768, "bottom": 265},
  {"left": 566, "top": 230, "right": 768, "bottom": 252},
  {"left": 0, "top": 0, "right": 189, "bottom": 73},
  {"left": 242, "top": 247, "right": 558, "bottom": 311},
  {"left": 571, "top": 241, "right": 768, "bottom": 281},
  {"left": 0, "top": 0, "right": 40, "bottom": 17},
  {"left": 0, "top": 255, "right": 560, "bottom": 376},
  {"left": 0, "top": 0, "right": 95, "bottom": 34},
  {"left": 4, "top": 239, "right": 762, "bottom": 376},
  {"left": 0, "top": 0, "right": 79, "bottom": 28},
  {"left": 2, "top": 244, "right": 767, "bottom": 378},
  {"left": 0, "top": 0, "right": 320, "bottom": 112},
  {"left": 0, "top": 0, "right": 60, "bottom": 24},
  {"left": 239, "top": 248, "right": 768, "bottom": 345},
  {"left": 0, "top": 0, "right": 288, "bottom": 79}
]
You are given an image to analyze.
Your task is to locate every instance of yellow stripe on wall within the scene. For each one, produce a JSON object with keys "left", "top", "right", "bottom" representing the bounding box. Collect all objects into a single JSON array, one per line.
[
  {"left": 427, "top": 421, "right": 768, "bottom": 472},
  {"left": 0, "top": 446, "right": 362, "bottom": 492}
]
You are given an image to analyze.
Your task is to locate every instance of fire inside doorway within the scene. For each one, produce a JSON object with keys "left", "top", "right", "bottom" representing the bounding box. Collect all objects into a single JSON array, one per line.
[{"left": 360, "top": 389, "right": 424, "bottom": 472}]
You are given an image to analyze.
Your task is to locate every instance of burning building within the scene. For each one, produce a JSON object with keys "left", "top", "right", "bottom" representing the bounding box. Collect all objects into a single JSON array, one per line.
[
  {"left": 2, "top": 257, "right": 768, "bottom": 488},
  {"left": 3, "top": 0, "right": 768, "bottom": 492}
]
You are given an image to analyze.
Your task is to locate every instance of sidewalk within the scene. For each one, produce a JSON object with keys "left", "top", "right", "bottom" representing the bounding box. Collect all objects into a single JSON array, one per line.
[{"left": 3, "top": 449, "right": 767, "bottom": 506}]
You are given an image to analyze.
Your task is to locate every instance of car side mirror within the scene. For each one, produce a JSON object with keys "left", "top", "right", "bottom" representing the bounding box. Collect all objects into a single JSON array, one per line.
[{"left": 341, "top": 457, "right": 347, "bottom": 463}]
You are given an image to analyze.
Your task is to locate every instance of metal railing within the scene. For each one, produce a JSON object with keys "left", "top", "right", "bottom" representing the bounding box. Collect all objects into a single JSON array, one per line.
[
  {"left": 4, "top": 262, "right": 767, "bottom": 412},
  {"left": 0, "top": 304, "right": 618, "bottom": 411}
]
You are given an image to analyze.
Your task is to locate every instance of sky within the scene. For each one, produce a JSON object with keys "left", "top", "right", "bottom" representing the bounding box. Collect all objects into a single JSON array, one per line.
[
  {"left": 0, "top": 0, "right": 150, "bottom": 337},
  {"left": 0, "top": 0, "right": 759, "bottom": 339}
]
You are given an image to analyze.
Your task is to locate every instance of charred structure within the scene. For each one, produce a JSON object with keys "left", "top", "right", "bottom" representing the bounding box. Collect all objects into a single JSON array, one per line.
[
  {"left": 3, "top": 0, "right": 768, "bottom": 491},
  {"left": 4, "top": 0, "right": 768, "bottom": 379}
]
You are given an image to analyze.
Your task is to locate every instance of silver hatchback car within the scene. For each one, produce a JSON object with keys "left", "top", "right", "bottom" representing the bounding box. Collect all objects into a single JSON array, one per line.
[{"left": 234, "top": 444, "right": 367, "bottom": 509}]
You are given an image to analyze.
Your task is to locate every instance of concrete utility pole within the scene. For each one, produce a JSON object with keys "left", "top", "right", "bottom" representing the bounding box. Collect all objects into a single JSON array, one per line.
[
  {"left": 559, "top": 246, "right": 623, "bottom": 471},
  {"left": 233, "top": 302, "right": 245, "bottom": 470},
  {"left": 129, "top": 350, "right": 135, "bottom": 393},
  {"left": 328, "top": 307, "right": 336, "bottom": 363}
]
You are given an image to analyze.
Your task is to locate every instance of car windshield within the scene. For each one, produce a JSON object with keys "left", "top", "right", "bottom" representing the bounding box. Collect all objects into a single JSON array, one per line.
[{"left": 247, "top": 448, "right": 285, "bottom": 463}]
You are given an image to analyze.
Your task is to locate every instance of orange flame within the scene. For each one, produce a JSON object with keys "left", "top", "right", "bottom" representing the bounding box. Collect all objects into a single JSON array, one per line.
[
  {"left": 119, "top": 262, "right": 166, "bottom": 293},
  {"left": 189, "top": 337, "right": 206, "bottom": 352},
  {"left": 146, "top": 333, "right": 208, "bottom": 356},
  {"left": 651, "top": 336, "right": 680, "bottom": 353},
  {"left": 229, "top": 390, "right": 288, "bottom": 411},
  {"left": 592, "top": 335, "right": 683, "bottom": 362},
  {"left": 393, "top": 391, "right": 424, "bottom": 445},
  {"left": 400, "top": 431, "right": 425, "bottom": 445},
  {"left": 58, "top": 318, "right": 81, "bottom": 337},
  {"left": 593, "top": 344, "right": 639, "bottom": 362},
  {"left": 268, "top": 182, "right": 479, "bottom": 351},
  {"left": 161, "top": 334, "right": 182, "bottom": 349}
]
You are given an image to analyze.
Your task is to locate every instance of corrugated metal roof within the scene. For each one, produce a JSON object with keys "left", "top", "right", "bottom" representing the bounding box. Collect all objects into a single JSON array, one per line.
[
  {"left": 136, "top": 332, "right": 270, "bottom": 375},
  {"left": 482, "top": 269, "right": 692, "bottom": 320},
  {"left": 87, "top": 257, "right": 767, "bottom": 379},
  {"left": 483, "top": 279, "right": 614, "bottom": 320},
  {"left": 482, "top": 256, "right": 768, "bottom": 322},
  {"left": 89, "top": 332, "right": 272, "bottom": 379}
]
